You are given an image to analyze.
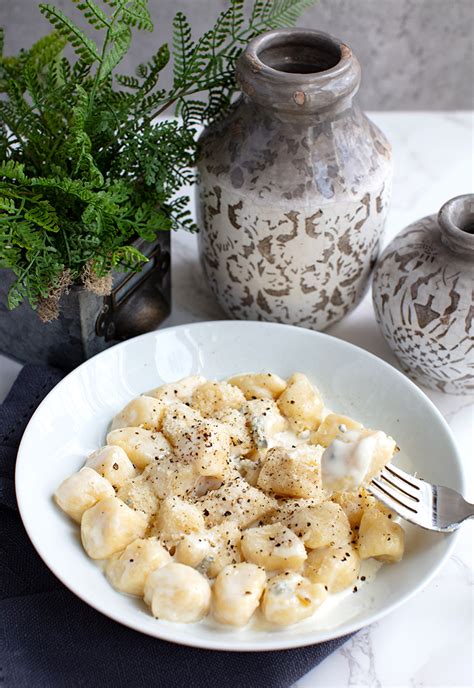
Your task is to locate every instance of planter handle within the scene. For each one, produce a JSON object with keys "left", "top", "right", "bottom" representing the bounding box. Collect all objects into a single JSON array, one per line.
[{"left": 96, "top": 243, "right": 170, "bottom": 342}]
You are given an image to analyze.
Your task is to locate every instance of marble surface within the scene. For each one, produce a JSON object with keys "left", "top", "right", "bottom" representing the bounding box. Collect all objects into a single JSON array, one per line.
[{"left": 1, "top": 111, "right": 473, "bottom": 687}]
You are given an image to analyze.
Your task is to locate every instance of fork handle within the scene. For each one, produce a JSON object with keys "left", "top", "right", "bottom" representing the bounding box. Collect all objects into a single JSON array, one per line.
[{"left": 461, "top": 498, "right": 474, "bottom": 522}]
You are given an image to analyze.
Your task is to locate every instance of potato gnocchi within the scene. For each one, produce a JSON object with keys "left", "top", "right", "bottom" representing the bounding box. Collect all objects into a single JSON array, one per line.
[{"left": 54, "top": 371, "right": 405, "bottom": 628}]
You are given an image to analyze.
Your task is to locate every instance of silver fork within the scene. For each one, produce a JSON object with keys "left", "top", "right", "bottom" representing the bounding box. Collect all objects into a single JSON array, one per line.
[{"left": 369, "top": 463, "right": 474, "bottom": 532}]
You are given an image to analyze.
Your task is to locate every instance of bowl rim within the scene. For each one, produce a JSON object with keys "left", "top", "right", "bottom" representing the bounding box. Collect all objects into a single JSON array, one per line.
[{"left": 15, "top": 321, "right": 465, "bottom": 651}]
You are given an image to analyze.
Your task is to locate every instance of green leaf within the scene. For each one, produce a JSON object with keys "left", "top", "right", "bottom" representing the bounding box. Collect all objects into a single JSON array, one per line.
[
  {"left": 120, "top": 0, "right": 153, "bottom": 32},
  {"left": 112, "top": 244, "right": 147, "bottom": 268},
  {"left": 250, "top": 0, "right": 272, "bottom": 23},
  {"left": 39, "top": 4, "right": 101, "bottom": 64},
  {"left": 98, "top": 25, "right": 131, "bottom": 80},
  {"left": 0, "top": 196, "right": 16, "bottom": 213},
  {"left": 73, "top": 0, "right": 111, "bottom": 30},
  {"left": 67, "top": 85, "right": 105, "bottom": 184},
  {"left": 229, "top": 0, "right": 245, "bottom": 38},
  {"left": 139, "top": 43, "right": 170, "bottom": 94},
  {"left": 72, "top": 58, "right": 92, "bottom": 82},
  {"left": 28, "top": 31, "right": 67, "bottom": 69},
  {"left": 116, "top": 73, "right": 140, "bottom": 89},
  {"left": 263, "top": 0, "right": 316, "bottom": 27},
  {"left": 172, "top": 12, "right": 194, "bottom": 85},
  {"left": 25, "top": 201, "right": 60, "bottom": 232},
  {"left": 7, "top": 280, "right": 28, "bottom": 310},
  {"left": 177, "top": 98, "right": 206, "bottom": 127},
  {"left": 0, "top": 160, "right": 27, "bottom": 182}
]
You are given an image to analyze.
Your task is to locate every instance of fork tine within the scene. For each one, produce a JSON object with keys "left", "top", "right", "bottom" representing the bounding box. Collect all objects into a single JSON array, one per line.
[
  {"left": 378, "top": 470, "right": 421, "bottom": 502},
  {"left": 369, "top": 481, "right": 419, "bottom": 521},
  {"left": 384, "top": 463, "right": 422, "bottom": 489}
]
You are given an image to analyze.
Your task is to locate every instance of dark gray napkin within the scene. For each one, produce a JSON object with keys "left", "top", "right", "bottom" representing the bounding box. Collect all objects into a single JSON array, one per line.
[{"left": 0, "top": 364, "right": 352, "bottom": 688}]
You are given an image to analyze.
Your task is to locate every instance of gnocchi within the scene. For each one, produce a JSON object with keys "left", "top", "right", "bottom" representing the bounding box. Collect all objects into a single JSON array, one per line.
[
  {"left": 241, "top": 523, "right": 307, "bottom": 571},
  {"left": 175, "top": 521, "right": 242, "bottom": 577},
  {"left": 54, "top": 370, "right": 406, "bottom": 629},
  {"left": 106, "top": 427, "right": 171, "bottom": 470},
  {"left": 261, "top": 572, "right": 327, "bottom": 626},
  {"left": 105, "top": 537, "right": 171, "bottom": 595},
  {"left": 280, "top": 499, "right": 351, "bottom": 549},
  {"left": 54, "top": 467, "right": 115, "bottom": 523},
  {"left": 212, "top": 563, "right": 266, "bottom": 626},
  {"left": 227, "top": 373, "right": 286, "bottom": 401},
  {"left": 277, "top": 373, "right": 324, "bottom": 432},
  {"left": 153, "top": 496, "right": 205, "bottom": 548},
  {"left": 312, "top": 413, "right": 363, "bottom": 447},
  {"left": 358, "top": 507, "right": 405, "bottom": 562},
  {"left": 162, "top": 404, "right": 231, "bottom": 479},
  {"left": 305, "top": 544, "right": 360, "bottom": 593},
  {"left": 257, "top": 445, "right": 324, "bottom": 499},
  {"left": 145, "top": 562, "right": 211, "bottom": 623},
  {"left": 81, "top": 496, "right": 147, "bottom": 559},
  {"left": 110, "top": 396, "right": 166, "bottom": 432},
  {"left": 146, "top": 375, "right": 206, "bottom": 404},
  {"left": 191, "top": 380, "right": 246, "bottom": 417},
  {"left": 85, "top": 445, "right": 137, "bottom": 489}
]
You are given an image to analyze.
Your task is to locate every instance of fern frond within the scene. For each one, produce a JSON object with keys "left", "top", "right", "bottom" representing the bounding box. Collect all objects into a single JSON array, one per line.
[
  {"left": 138, "top": 43, "right": 170, "bottom": 94},
  {"left": 176, "top": 98, "right": 206, "bottom": 127},
  {"left": 23, "top": 62, "right": 43, "bottom": 111},
  {"left": 0, "top": 160, "right": 27, "bottom": 182},
  {"left": 203, "top": 87, "right": 233, "bottom": 124},
  {"left": 28, "top": 31, "right": 67, "bottom": 70},
  {"left": 98, "top": 25, "right": 131, "bottom": 80},
  {"left": 72, "top": 59, "right": 92, "bottom": 82},
  {"left": 264, "top": 0, "right": 315, "bottom": 27},
  {"left": 39, "top": 4, "right": 101, "bottom": 64},
  {"left": 7, "top": 279, "right": 29, "bottom": 310},
  {"left": 229, "top": 0, "right": 245, "bottom": 38},
  {"left": 25, "top": 201, "right": 60, "bottom": 232},
  {"left": 140, "top": 89, "right": 167, "bottom": 112},
  {"left": 48, "top": 55, "right": 71, "bottom": 88},
  {"left": 64, "top": 85, "right": 104, "bottom": 185},
  {"left": 116, "top": 73, "right": 140, "bottom": 89},
  {"left": 112, "top": 244, "right": 147, "bottom": 269},
  {"left": 172, "top": 12, "right": 194, "bottom": 85},
  {"left": 73, "top": 0, "right": 111, "bottom": 30},
  {"left": 0, "top": 197, "right": 17, "bottom": 213},
  {"left": 250, "top": 0, "right": 272, "bottom": 23},
  {"left": 119, "top": 0, "right": 153, "bottom": 31},
  {"left": 29, "top": 176, "right": 101, "bottom": 205}
]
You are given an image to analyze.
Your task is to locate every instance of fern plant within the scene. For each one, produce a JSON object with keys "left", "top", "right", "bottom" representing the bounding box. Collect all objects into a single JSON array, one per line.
[{"left": 0, "top": 0, "right": 316, "bottom": 319}]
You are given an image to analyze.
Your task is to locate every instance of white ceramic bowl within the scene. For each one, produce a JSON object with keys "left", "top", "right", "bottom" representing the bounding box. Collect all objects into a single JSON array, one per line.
[{"left": 16, "top": 321, "right": 464, "bottom": 651}]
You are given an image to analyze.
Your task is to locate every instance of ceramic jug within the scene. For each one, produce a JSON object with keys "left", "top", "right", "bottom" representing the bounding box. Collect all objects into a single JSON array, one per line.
[
  {"left": 373, "top": 194, "right": 474, "bottom": 394},
  {"left": 197, "top": 28, "right": 392, "bottom": 329}
]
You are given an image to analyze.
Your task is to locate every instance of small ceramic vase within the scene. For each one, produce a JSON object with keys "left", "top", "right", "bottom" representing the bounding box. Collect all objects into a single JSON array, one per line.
[
  {"left": 373, "top": 195, "right": 474, "bottom": 395},
  {"left": 197, "top": 28, "right": 392, "bottom": 330}
]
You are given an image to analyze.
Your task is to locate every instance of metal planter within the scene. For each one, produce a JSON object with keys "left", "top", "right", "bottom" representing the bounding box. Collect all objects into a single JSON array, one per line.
[{"left": 0, "top": 233, "right": 171, "bottom": 370}]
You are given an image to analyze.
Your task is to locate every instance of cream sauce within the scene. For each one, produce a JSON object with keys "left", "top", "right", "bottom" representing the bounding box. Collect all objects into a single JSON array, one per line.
[
  {"left": 321, "top": 430, "right": 382, "bottom": 491},
  {"left": 246, "top": 558, "right": 384, "bottom": 632}
]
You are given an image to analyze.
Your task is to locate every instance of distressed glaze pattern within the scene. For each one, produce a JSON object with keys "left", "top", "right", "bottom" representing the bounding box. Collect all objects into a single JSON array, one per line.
[
  {"left": 197, "top": 100, "right": 392, "bottom": 330},
  {"left": 196, "top": 29, "right": 392, "bottom": 330},
  {"left": 373, "top": 213, "right": 474, "bottom": 395},
  {"left": 198, "top": 179, "right": 389, "bottom": 328}
]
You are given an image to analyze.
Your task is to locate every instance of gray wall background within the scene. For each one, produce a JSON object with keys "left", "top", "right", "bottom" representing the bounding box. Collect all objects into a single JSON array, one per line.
[{"left": 1, "top": 0, "right": 473, "bottom": 110}]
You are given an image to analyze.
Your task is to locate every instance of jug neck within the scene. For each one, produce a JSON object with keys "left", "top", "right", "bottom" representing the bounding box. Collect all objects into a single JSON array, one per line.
[
  {"left": 438, "top": 195, "right": 474, "bottom": 256},
  {"left": 236, "top": 28, "right": 361, "bottom": 120}
]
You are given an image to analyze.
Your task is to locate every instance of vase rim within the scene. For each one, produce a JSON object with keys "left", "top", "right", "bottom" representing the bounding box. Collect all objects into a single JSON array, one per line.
[
  {"left": 236, "top": 27, "right": 361, "bottom": 115},
  {"left": 438, "top": 194, "right": 474, "bottom": 256}
]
